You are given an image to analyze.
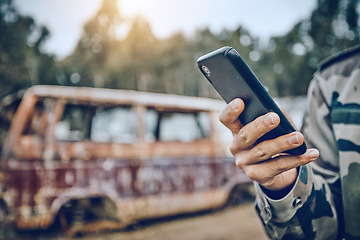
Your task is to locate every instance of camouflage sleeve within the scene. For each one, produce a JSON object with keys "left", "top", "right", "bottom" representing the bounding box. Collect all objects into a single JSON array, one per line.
[
  {"left": 254, "top": 75, "right": 340, "bottom": 240},
  {"left": 303, "top": 50, "right": 360, "bottom": 238},
  {"left": 323, "top": 60, "right": 360, "bottom": 238}
]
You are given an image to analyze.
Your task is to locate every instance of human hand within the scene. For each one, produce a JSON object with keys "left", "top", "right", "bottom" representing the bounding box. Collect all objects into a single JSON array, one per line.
[{"left": 220, "top": 98, "right": 319, "bottom": 192}]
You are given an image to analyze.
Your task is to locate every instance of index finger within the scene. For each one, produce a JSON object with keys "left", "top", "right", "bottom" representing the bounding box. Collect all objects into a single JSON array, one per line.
[{"left": 219, "top": 98, "right": 245, "bottom": 135}]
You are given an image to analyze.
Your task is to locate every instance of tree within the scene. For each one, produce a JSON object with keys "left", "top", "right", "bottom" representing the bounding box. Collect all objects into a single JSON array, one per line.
[
  {"left": 257, "top": 0, "right": 360, "bottom": 97},
  {"left": 63, "top": 0, "right": 122, "bottom": 88},
  {"left": 61, "top": 0, "right": 360, "bottom": 97},
  {"left": 0, "top": 0, "right": 57, "bottom": 98}
]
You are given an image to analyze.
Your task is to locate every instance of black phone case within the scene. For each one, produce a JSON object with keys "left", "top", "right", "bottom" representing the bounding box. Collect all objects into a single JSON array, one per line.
[{"left": 197, "top": 46, "right": 306, "bottom": 155}]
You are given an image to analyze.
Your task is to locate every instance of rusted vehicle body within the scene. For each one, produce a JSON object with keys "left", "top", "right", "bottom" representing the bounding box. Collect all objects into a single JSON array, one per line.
[{"left": 0, "top": 85, "right": 251, "bottom": 233}]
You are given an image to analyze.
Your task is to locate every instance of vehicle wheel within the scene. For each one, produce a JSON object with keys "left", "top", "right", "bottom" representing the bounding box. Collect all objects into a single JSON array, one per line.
[
  {"left": 57, "top": 200, "right": 86, "bottom": 237},
  {"left": 57, "top": 198, "right": 123, "bottom": 237},
  {"left": 0, "top": 202, "right": 8, "bottom": 234},
  {"left": 226, "top": 185, "right": 244, "bottom": 207},
  {"left": 226, "top": 183, "right": 255, "bottom": 207}
]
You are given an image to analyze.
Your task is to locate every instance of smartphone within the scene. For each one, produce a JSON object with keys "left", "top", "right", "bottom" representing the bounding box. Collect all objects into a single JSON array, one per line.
[{"left": 197, "top": 46, "right": 306, "bottom": 155}]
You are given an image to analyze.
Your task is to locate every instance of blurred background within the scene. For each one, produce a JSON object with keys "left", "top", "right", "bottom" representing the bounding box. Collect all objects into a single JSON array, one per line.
[
  {"left": 1, "top": 0, "right": 359, "bottom": 100},
  {"left": 1, "top": 0, "right": 360, "bottom": 239}
]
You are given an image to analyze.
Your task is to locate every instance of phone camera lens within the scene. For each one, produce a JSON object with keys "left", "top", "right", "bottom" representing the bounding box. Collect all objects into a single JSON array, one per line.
[{"left": 202, "top": 65, "right": 211, "bottom": 76}]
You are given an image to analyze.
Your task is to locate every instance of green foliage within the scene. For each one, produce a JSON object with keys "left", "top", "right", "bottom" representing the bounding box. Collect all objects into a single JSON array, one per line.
[
  {"left": 259, "top": 0, "right": 360, "bottom": 96},
  {"left": 1, "top": 0, "right": 360, "bottom": 99},
  {"left": 0, "top": 0, "right": 59, "bottom": 98}
]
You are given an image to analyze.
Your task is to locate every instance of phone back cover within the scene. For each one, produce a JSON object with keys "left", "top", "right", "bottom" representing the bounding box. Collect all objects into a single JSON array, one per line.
[{"left": 197, "top": 47, "right": 307, "bottom": 155}]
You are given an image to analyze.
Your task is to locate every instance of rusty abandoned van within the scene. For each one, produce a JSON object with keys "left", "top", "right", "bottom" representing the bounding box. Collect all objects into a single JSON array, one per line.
[{"left": 0, "top": 85, "right": 251, "bottom": 234}]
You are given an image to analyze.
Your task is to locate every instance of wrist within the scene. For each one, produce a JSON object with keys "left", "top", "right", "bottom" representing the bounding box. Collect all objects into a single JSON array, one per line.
[
  {"left": 260, "top": 181, "right": 295, "bottom": 199},
  {"left": 260, "top": 167, "right": 299, "bottom": 200}
]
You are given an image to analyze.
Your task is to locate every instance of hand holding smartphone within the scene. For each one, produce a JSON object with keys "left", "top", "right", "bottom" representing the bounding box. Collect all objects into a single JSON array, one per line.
[{"left": 197, "top": 46, "right": 306, "bottom": 155}]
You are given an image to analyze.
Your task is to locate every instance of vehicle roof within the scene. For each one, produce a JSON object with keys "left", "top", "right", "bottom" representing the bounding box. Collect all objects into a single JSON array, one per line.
[{"left": 25, "top": 85, "right": 226, "bottom": 112}]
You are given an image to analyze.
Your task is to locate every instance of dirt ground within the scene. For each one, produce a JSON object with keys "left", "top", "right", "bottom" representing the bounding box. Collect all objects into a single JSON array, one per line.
[
  {"left": 86, "top": 202, "right": 268, "bottom": 240},
  {"left": 53, "top": 202, "right": 265, "bottom": 240},
  {"left": 4, "top": 202, "right": 268, "bottom": 240}
]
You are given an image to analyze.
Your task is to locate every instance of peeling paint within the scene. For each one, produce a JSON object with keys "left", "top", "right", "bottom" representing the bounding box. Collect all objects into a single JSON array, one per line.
[{"left": 0, "top": 86, "right": 251, "bottom": 232}]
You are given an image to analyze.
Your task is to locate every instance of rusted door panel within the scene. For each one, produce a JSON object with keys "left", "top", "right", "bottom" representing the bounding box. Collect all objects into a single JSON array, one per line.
[
  {"left": 116, "top": 189, "right": 230, "bottom": 222},
  {"left": 1, "top": 155, "right": 245, "bottom": 229},
  {"left": 52, "top": 140, "right": 220, "bottom": 162},
  {"left": 13, "top": 136, "right": 44, "bottom": 160}
]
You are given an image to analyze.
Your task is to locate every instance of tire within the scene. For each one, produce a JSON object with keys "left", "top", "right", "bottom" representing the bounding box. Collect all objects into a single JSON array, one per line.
[
  {"left": 226, "top": 183, "right": 255, "bottom": 207},
  {"left": 57, "top": 197, "right": 122, "bottom": 237}
]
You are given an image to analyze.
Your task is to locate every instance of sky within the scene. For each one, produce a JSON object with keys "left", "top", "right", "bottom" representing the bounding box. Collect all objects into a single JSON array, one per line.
[{"left": 13, "top": 0, "right": 317, "bottom": 60}]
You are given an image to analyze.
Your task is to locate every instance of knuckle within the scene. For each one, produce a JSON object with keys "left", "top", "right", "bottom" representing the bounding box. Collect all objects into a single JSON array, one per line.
[
  {"left": 274, "top": 158, "right": 288, "bottom": 172},
  {"left": 298, "top": 155, "right": 309, "bottom": 165},
  {"left": 230, "top": 144, "right": 238, "bottom": 156},
  {"left": 219, "top": 112, "right": 227, "bottom": 125},
  {"left": 254, "top": 145, "right": 267, "bottom": 159},
  {"left": 238, "top": 129, "right": 250, "bottom": 144},
  {"left": 219, "top": 104, "right": 241, "bottom": 125},
  {"left": 235, "top": 155, "right": 245, "bottom": 169},
  {"left": 246, "top": 167, "right": 259, "bottom": 181},
  {"left": 254, "top": 118, "right": 265, "bottom": 131},
  {"left": 219, "top": 107, "right": 232, "bottom": 123}
]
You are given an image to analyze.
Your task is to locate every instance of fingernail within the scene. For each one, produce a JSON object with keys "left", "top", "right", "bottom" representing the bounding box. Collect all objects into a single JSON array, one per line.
[
  {"left": 264, "top": 113, "right": 274, "bottom": 126},
  {"left": 306, "top": 149, "right": 319, "bottom": 159},
  {"left": 289, "top": 133, "right": 300, "bottom": 145},
  {"left": 230, "top": 99, "right": 240, "bottom": 110}
]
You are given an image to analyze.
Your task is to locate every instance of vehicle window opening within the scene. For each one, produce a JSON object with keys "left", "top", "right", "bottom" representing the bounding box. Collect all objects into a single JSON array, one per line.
[
  {"left": 55, "top": 104, "right": 138, "bottom": 143},
  {"left": 55, "top": 104, "right": 95, "bottom": 141},
  {"left": 23, "top": 98, "right": 55, "bottom": 137},
  {"left": 91, "top": 106, "right": 138, "bottom": 143},
  {"left": 144, "top": 109, "right": 211, "bottom": 142}
]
